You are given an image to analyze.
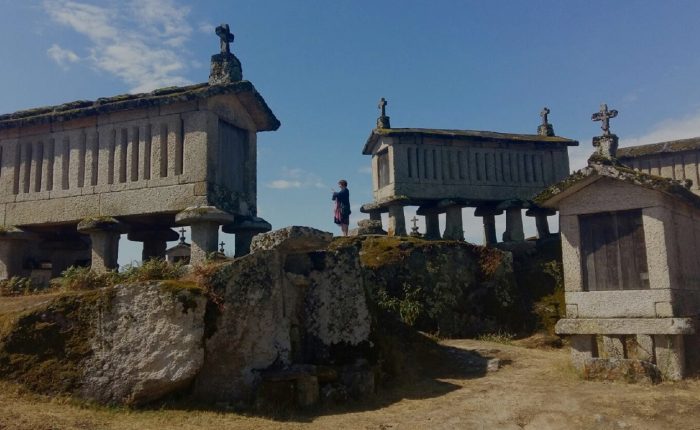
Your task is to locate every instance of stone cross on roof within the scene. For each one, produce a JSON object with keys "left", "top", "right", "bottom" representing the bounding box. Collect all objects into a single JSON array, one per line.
[
  {"left": 379, "top": 98, "right": 387, "bottom": 117},
  {"left": 537, "top": 107, "right": 555, "bottom": 136},
  {"left": 215, "top": 24, "right": 234, "bottom": 55},
  {"left": 179, "top": 227, "right": 187, "bottom": 244},
  {"left": 591, "top": 103, "right": 618, "bottom": 136},
  {"left": 411, "top": 216, "right": 420, "bottom": 233},
  {"left": 376, "top": 97, "right": 391, "bottom": 129},
  {"left": 219, "top": 241, "right": 225, "bottom": 253}
]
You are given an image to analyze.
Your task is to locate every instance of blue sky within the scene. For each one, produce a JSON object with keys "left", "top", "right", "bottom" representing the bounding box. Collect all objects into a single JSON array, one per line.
[{"left": 3, "top": 1, "right": 700, "bottom": 264}]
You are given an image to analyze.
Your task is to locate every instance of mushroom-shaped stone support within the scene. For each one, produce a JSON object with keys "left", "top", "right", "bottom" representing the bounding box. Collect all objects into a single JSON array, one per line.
[
  {"left": 222, "top": 216, "right": 272, "bottom": 257},
  {"left": 128, "top": 228, "right": 180, "bottom": 261},
  {"left": 175, "top": 206, "right": 235, "bottom": 265},
  {"left": 77, "top": 217, "right": 127, "bottom": 273}
]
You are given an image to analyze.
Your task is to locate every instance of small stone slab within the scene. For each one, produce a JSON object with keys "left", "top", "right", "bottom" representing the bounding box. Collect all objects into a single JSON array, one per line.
[
  {"left": 582, "top": 358, "right": 661, "bottom": 384},
  {"left": 555, "top": 318, "right": 695, "bottom": 335},
  {"left": 77, "top": 217, "right": 126, "bottom": 233},
  {"left": 221, "top": 216, "right": 272, "bottom": 234},
  {"left": 175, "top": 206, "right": 235, "bottom": 225},
  {"left": 250, "top": 226, "right": 333, "bottom": 254}
]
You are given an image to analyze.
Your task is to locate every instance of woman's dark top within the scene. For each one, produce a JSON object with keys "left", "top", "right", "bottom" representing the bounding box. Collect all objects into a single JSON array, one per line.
[{"left": 332, "top": 188, "right": 351, "bottom": 225}]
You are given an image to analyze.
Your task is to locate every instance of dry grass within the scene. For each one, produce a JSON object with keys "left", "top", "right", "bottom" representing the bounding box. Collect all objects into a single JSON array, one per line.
[{"left": 2, "top": 336, "right": 700, "bottom": 429}]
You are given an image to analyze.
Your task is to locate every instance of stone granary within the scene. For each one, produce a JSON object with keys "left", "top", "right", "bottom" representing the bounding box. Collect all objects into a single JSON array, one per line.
[
  {"left": 0, "top": 24, "right": 279, "bottom": 279},
  {"left": 538, "top": 105, "right": 700, "bottom": 380},
  {"left": 360, "top": 101, "right": 578, "bottom": 244},
  {"left": 618, "top": 137, "right": 700, "bottom": 196}
]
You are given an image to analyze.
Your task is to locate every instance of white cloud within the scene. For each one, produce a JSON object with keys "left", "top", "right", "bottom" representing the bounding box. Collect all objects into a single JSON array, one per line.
[
  {"left": 198, "top": 21, "right": 215, "bottom": 35},
  {"left": 268, "top": 179, "right": 303, "bottom": 189},
  {"left": 621, "top": 110, "right": 700, "bottom": 148},
  {"left": 266, "top": 168, "right": 326, "bottom": 190},
  {"left": 43, "top": 0, "right": 194, "bottom": 92},
  {"left": 47, "top": 43, "right": 79, "bottom": 69}
]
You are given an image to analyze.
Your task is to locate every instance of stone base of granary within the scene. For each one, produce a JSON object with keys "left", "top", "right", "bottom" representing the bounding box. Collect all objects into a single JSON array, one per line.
[{"left": 557, "top": 318, "right": 694, "bottom": 381}]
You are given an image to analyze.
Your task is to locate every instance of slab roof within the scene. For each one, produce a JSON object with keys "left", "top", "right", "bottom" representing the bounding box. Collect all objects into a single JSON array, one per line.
[
  {"left": 534, "top": 159, "right": 700, "bottom": 210},
  {"left": 617, "top": 137, "right": 700, "bottom": 159},
  {"left": 0, "top": 81, "right": 280, "bottom": 132},
  {"left": 363, "top": 127, "right": 578, "bottom": 155}
]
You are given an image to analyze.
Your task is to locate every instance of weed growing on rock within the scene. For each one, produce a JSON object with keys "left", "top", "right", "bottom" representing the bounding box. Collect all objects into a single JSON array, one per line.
[{"left": 0, "top": 277, "right": 46, "bottom": 296}]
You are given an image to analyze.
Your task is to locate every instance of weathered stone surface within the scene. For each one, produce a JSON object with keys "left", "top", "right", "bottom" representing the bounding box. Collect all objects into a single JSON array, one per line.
[
  {"left": 356, "top": 219, "right": 386, "bottom": 235},
  {"left": 81, "top": 284, "right": 206, "bottom": 405},
  {"left": 555, "top": 318, "right": 695, "bottom": 335},
  {"left": 582, "top": 358, "right": 661, "bottom": 384},
  {"left": 250, "top": 226, "right": 332, "bottom": 254}
]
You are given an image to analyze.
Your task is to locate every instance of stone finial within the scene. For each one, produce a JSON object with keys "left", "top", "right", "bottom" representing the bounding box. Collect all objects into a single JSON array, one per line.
[
  {"left": 219, "top": 241, "right": 225, "bottom": 253},
  {"left": 590, "top": 103, "right": 619, "bottom": 162},
  {"left": 409, "top": 216, "right": 421, "bottom": 237},
  {"left": 591, "top": 103, "right": 618, "bottom": 137},
  {"left": 538, "top": 107, "right": 555, "bottom": 136},
  {"left": 376, "top": 97, "right": 391, "bottom": 129},
  {"left": 209, "top": 23, "right": 243, "bottom": 85},
  {"left": 178, "top": 227, "right": 187, "bottom": 244},
  {"left": 215, "top": 24, "right": 234, "bottom": 54}
]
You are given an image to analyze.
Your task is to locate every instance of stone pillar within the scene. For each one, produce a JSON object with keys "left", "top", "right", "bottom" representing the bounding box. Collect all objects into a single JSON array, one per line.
[
  {"left": 600, "top": 335, "right": 625, "bottom": 359},
  {"left": 474, "top": 206, "right": 503, "bottom": 246},
  {"left": 443, "top": 206, "right": 464, "bottom": 241},
  {"left": 417, "top": 206, "right": 441, "bottom": 240},
  {"left": 176, "top": 206, "right": 235, "bottom": 265},
  {"left": 570, "top": 334, "right": 596, "bottom": 371},
  {"left": 77, "top": 217, "right": 126, "bottom": 273},
  {"left": 128, "top": 228, "right": 180, "bottom": 261},
  {"left": 526, "top": 207, "right": 556, "bottom": 239},
  {"left": 0, "top": 228, "right": 36, "bottom": 279},
  {"left": 369, "top": 211, "right": 382, "bottom": 222},
  {"left": 387, "top": 205, "right": 406, "bottom": 237},
  {"left": 503, "top": 207, "right": 525, "bottom": 242},
  {"left": 222, "top": 216, "right": 272, "bottom": 257},
  {"left": 654, "top": 334, "right": 685, "bottom": 380}
]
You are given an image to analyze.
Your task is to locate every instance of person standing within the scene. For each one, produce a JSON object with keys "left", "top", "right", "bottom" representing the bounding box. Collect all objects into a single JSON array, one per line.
[{"left": 332, "top": 180, "right": 351, "bottom": 236}]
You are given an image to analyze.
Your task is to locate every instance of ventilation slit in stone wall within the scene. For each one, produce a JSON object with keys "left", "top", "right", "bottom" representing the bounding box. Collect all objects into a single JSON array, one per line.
[
  {"left": 160, "top": 123, "right": 168, "bottom": 177},
  {"left": 0, "top": 146, "right": 3, "bottom": 179},
  {"left": 91, "top": 132, "right": 99, "bottom": 186},
  {"left": 532, "top": 154, "right": 538, "bottom": 183},
  {"left": 12, "top": 144, "right": 20, "bottom": 195},
  {"left": 78, "top": 132, "right": 86, "bottom": 188},
  {"left": 475, "top": 153, "right": 482, "bottom": 181},
  {"left": 131, "top": 126, "right": 140, "bottom": 182},
  {"left": 46, "top": 139, "right": 54, "bottom": 191},
  {"left": 119, "top": 128, "right": 127, "bottom": 183},
  {"left": 432, "top": 149, "right": 437, "bottom": 180},
  {"left": 61, "top": 137, "right": 70, "bottom": 190},
  {"left": 108, "top": 129, "right": 116, "bottom": 185},
  {"left": 34, "top": 142, "right": 44, "bottom": 192},
  {"left": 143, "top": 124, "right": 152, "bottom": 180},
  {"left": 176, "top": 118, "right": 184, "bottom": 175},
  {"left": 423, "top": 149, "right": 428, "bottom": 179},
  {"left": 448, "top": 151, "right": 454, "bottom": 180},
  {"left": 415, "top": 147, "right": 421, "bottom": 179},
  {"left": 22, "top": 143, "right": 32, "bottom": 193},
  {"left": 457, "top": 151, "right": 464, "bottom": 179},
  {"left": 407, "top": 147, "right": 413, "bottom": 178}
]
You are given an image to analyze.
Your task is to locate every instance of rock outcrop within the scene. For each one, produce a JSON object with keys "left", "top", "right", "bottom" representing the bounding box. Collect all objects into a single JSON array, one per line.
[{"left": 0, "top": 226, "right": 519, "bottom": 408}]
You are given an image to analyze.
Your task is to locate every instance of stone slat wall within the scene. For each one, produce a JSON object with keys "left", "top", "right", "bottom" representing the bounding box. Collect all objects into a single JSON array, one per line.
[
  {"left": 5, "top": 118, "right": 185, "bottom": 199},
  {"left": 380, "top": 135, "right": 570, "bottom": 202},
  {"left": 624, "top": 152, "right": 700, "bottom": 194}
]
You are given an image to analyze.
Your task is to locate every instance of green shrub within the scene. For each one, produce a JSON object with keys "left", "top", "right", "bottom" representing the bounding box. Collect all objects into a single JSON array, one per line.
[
  {"left": 53, "top": 266, "right": 115, "bottom": 291},
  {"left": 121, "top": 258, "right": 187, "bottom": 283},
  {"left": 0, "top": 277, "right": 36, "bottom": 296}
]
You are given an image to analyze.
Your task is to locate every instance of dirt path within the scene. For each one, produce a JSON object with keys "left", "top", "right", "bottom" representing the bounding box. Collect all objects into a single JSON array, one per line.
[{"left": 1, "top": 339, "right": 700, "bottom": 430}]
